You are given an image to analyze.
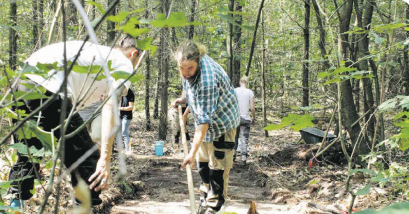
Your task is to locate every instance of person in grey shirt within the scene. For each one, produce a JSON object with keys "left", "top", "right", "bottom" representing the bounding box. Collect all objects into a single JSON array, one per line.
[{"left": 234, "top": 76, "right": 255, "bottom": 165}]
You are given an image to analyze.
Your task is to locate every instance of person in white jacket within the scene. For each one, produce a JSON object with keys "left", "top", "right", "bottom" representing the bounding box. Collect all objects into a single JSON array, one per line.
[{"left": 8, "top": 35, "right": 143, "bottom": 209}]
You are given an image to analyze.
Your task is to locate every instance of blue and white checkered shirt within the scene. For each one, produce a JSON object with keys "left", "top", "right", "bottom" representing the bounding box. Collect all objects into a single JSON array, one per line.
[{"left": 182, "top": 55, "right": 240, "bottom": 142}]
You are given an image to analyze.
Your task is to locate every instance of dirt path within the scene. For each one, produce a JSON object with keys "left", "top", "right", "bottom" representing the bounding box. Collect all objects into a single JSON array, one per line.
[{"left": 107, "top": 153, "right": 297, "bottom": 214}]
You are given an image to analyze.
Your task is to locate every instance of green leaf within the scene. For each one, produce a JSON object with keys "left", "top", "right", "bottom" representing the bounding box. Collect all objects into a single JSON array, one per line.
[
  {"left": 122, "top": 25, "right": 150, "bottom": 38},
  {"left": 13, "top": 91, "right": 48, "bottom": 100},
  {"left": 36, "top": 62, "right": 58, "bottom": 72},
  {"left": 291, "top": 114, "right": 315, "bottom": 131},
  {"left": 45, "top": 160, "right": 54, "bottom": 170},
  {"left": 355, "top": 202, "right": 409, "bottom": 214},
  {"left": 379, "top": 97, "right": 399, "bottom": 112},
  {"left": 263, "top": 114, "right": 314, "bottom": 132},
  {"left": 150, "top": 13, "right": 167, "bottom": 27},
  {"left": 71, "top": 62, "right": 102, "bottom": 74},
  {"left": 111, "top": 71, "right": 144, "bottom": 83},
  {"left": 107, "top": 11, "right": 130, "bottom": 23},
  {"left": 137, "top": 37, "right": 153, "bottom": 50},
  {"left": 167, "top": 12, "right": 188, "bottom": 27},
  {"left": 87, "top": 1, "right": 105, "bottom": 14},
  {"left": 354, "top": 184, "right": 371, "bottom": 196},
  {"left": 308, "top": 179, "right": 320, "bottom": 186},
  {"left": 187, "top": 21, "right": 201, "bottom": 26}
]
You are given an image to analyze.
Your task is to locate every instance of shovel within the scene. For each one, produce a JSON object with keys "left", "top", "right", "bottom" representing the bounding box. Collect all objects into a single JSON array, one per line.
[{"left": 178, "top": 104, "right": 197, "bottom": 214}]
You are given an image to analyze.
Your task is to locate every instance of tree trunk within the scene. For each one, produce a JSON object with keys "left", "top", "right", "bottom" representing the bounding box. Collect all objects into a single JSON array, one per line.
[
  {"left": 39, "top": 0, "right": 44, "bottom": 48},
  {"left": 107, "top": 0, "right": 117, "bottom": 44},
  {"left": 302, "top": 0, "right": 310, "bottom": 107},
  {"left": 188, "top": 0, "right": 196, "bottom": 40},
  {"left": 158, "top": 0, "right": 170, "bottom": 140},
  {"left": 404, "top": 3, "right": 409, "bottom": 95},
  {"left": 154, "top": 50, "right": 161, "bottom": 120},
  {"left": 339, "top": 0, "right": 369, "bottom": 157},
  {"left": 227, "top": 0, "right": 234, "bottom": 81},
  {"left": 261, "top": 10, "right": 268, "bottom": 137},
  {"left": 245, "top": 0, "right": 265, "bottom": 76},
  {"left": 32, "top": 0, "right": 39, "bottom": 49},
  {"left": 356, "top": 0, "right": 375, "bottom": 139},
  {"left": 9, "top": 1, "right": 17, "bottom": 70},
  {"left": 144, "top": 0, "right": 151, "bottom": 131},
  {"left": 145, "top": 54, "right": 152, "bottom": 131},
  {"left": 312, "top": 0, "right": 329, "bottom": 71},
  {"left": 233, "top": 1, "right": 242, "bottom": 87}
]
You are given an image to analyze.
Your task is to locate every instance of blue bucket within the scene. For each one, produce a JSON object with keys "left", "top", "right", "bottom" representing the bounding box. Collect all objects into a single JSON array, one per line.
[{"left": 154, "top": 141, "right": 164, "bottom": 156}]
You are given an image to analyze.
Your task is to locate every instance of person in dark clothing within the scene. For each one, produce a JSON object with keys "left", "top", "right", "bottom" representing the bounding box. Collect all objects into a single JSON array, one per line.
[{"left": 119, "top": 89, "right": 135, "bottom": 153}]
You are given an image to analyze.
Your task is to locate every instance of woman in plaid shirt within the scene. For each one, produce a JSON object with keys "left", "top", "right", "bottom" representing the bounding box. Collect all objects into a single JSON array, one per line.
[{"left": 172, "top": 41, "right": 240, "bottom": 212}]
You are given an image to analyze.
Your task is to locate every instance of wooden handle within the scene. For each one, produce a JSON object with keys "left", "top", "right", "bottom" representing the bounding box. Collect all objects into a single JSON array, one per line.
[{"left": 178, "top": 105, "right": 197, "bottom": 214}]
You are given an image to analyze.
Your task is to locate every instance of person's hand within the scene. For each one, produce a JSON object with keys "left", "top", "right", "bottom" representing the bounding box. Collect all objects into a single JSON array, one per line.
[
  {"left": 182, "top": 153, "right": 195, "bottom": 168},
  {"left": 89, "top": 158, "right": 110, "bottom": 192},
  {"left": 171, "top": 98, "right": 185, "bottom": 109}
]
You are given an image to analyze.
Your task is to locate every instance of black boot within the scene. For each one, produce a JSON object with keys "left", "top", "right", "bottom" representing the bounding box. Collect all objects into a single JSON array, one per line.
[{"left": 209, "top": 169, "right": 225, "bottom": 210}]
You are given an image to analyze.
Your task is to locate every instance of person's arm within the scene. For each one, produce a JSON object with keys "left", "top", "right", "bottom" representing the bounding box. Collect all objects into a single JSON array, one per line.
[
  {"left": 182, "top": 123, "right": 209, "bottom": 168},
  {"left": 89, "top": 86, "right": 126, "bottom": 191},
  {"left": 172, "top": 90, "right": 187, "bottom": 108},
  {"left": 250, "top": 96, "right": 255, "bottom": 124},
  {"left": 120, "top": 101, "right": 134, "bottom": 111}
]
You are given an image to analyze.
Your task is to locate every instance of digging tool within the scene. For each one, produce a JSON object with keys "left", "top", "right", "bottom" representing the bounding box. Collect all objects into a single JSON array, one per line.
[{"left": 178, "top": 104, "right": 197, "bottom": 214}]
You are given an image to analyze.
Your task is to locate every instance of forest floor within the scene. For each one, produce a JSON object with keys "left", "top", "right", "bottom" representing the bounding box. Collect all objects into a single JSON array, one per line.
[
  {"left": 19, "top": 114, "right": 401, "bottom": 214},
  {"left": 92, "top": 116, "right": 397, "bottom": 214}
]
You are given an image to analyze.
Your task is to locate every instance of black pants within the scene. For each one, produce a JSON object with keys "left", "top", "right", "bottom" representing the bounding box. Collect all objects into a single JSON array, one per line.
[{"left": 9, "top": 87, "right": 101, "bottom": 205}]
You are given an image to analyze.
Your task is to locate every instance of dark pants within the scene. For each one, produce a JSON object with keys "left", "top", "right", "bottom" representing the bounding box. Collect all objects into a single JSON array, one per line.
[{"left": 9, "top": 86, "right": 102, "bottom": 205}]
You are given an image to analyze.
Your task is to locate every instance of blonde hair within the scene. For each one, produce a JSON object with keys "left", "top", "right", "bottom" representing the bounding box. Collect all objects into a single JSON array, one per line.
[
  {"left": 240, "top": 76, "right": 249, "bottom": 83},
  {"left": 174, "top": 41, "right": 207, "bottom": 63}
]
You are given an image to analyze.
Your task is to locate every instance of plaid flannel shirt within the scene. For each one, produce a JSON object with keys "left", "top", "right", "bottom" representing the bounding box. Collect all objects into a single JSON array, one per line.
[{"left": 182, "top": 55, "right": 240, "bottom": 142}]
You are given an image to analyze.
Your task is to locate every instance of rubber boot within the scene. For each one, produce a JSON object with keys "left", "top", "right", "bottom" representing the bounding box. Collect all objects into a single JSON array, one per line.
[{"left": 209, "top": 169, "right": 225, "bottom": 211}]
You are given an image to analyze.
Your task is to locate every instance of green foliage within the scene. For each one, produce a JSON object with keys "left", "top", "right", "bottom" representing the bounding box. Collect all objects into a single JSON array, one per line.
[
  {"left": 86, "top": 1, "right": 105, "bottom": 14},
  {"left": 264, "top": 113, "right": 314, "bottom": 132},
  {"left": 151, "top": 12, "right": 189, "bottom": 27},
  {"left": 355, "top": 202, "right": 409, "bottom": 214},
  {"left": 318, "top": 67, "right": 373, "bottom": 85},
  {"left": 111, "top": 71, "right": 144, "bottom": 84}
]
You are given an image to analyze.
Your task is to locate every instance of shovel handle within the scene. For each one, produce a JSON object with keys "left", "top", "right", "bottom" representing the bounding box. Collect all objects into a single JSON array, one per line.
[{"left": 178, "top": 105, "right": 197, "bottom": 214}]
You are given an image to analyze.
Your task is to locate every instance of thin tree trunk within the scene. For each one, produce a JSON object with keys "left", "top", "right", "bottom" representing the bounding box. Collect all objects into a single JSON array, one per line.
[
  {"left": 91, "top": 0, "right": 96, "bottom": 20},
  {"left": 245, "top": 0, "right": 265, "bottom": 76},
  {"left": 154, "top": 50, "right": 161, "bottom": 119},
  {"left": 9, "top": 1, "right": 17, "bottom": 70},
  {"left": 356, "top": 0, "right": 375, "bottom": 139},
  {"left": 404, "top": 3, "right": 409, "bottom": 95},
  {"left": 188, "top": 0, "right": 196, "bottom": 40},
  {"left": 227, "top": 0, "right": 234, "bottom": 81},
  {"left": 144, "top": 0, "right": 151, "bottom": 130},
  {"left": 302, "top": 0, "right": 310, "bottom": 107},
  {"left": 107, "top": 0, "right": 117, "bottom": 44},
  {"left": 32, "top": 0, "right": 39, "bottom": 49},
  {"left": 39, "top": 0, "right": 44, "bottom": 48},
  {"left": 261, "top": 10, "right": 268, "bottom": 137},
  {"left": 312, "top": 0, "right": 330, "bottom": 70},
  {"left": 339, "top": 0, "right": 369, "bottom": 158},
  {"left": 145, "top": 54, "right": 152, "bottom": 130},
  {"left": 233, "top": 1, "right": 242, "bottom": 87},
  {"left": 158, "top": 0, "right": 170, "bottom": 140}
]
